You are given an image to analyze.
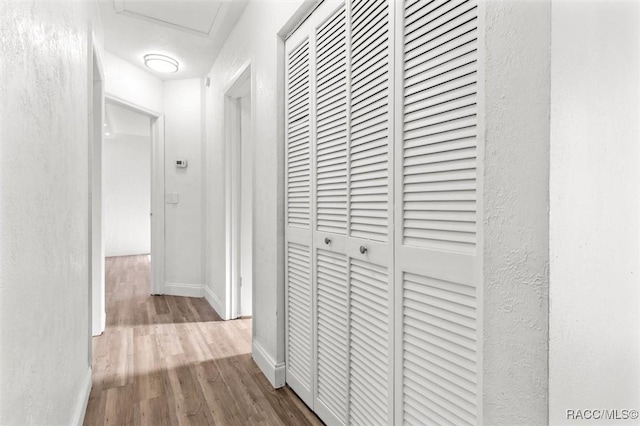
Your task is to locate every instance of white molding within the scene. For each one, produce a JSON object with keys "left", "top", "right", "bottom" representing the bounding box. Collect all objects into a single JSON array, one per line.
[
  {"left": 163, "top": 282, "right": 204, "bottom": 298},
  {"left": 277, "top": 0, "right": 323, "bottom": 39},
  {"left": 224, "top": 64, "right": 253, "bottom": 322},
  {"left": 204, "top": 285, "right": 227, "bottom": 319},
  {"left": 252, "top": 340, "right": 285, "bottom": 389},
  {"left": 105, "top": 94, "right": 161, "bottom": 118},
  {"left": 105, "top": 252, "right": 151, "bottom": 258},
  {"left": 71, "top": 367, "right": 92, "bottom": 426},
  {"left": 88, "top": 26, "right": 106, "bottom": 345},
  {"left": 150, "top": 115, "right": 165, "bottom": 296},
  {"left": 224, "top": 60, "right": 252, "bottom": 96}
]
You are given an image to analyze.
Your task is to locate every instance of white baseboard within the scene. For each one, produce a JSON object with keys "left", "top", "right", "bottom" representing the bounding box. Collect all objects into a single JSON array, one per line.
[
  {"left": 204, "top": 285, "right": 227, "bottom": 319},
  {"left": 164, "top": 282, "right": 204, "bottom": 298},
  {"left": 252, "top": 340, "right": 285, "bottom": 389},
  {"left": 105, "top": 251, "right": 150, "bottom": 258},
  {"left": 71, "top": 367, "right": 92, "bottom": 426}
]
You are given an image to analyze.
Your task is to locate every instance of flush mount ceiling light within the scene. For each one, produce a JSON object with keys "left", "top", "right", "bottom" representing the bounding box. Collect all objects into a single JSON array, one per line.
[{"left": 144, "top": 54, "right": 179, "bottom": 73}]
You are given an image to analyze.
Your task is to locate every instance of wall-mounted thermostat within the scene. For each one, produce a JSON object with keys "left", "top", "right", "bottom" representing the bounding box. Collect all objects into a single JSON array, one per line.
[{"left": 176, "top": 159, "right": 188, "bottom": 168}]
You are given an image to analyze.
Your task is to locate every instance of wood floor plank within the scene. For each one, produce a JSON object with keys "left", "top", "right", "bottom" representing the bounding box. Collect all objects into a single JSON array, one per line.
[
  {"left": 134, "top": 395, "right": 178, "bottom": 426},
  {"left": 84, "top": 255, "right": 321, "bottom": 426},
  {"left": 194, "top": 360, "right": 244, "bottom": 426}
]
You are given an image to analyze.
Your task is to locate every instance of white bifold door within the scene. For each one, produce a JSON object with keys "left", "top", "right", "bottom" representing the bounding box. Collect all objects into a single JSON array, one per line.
[{"left": 285, "top": 0, "right": 482, "bottom": 425}]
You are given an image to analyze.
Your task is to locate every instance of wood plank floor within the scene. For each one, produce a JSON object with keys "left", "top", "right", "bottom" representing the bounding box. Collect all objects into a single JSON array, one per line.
[{"left": 84, "top": 255, "right": 321, "bottom": 426}]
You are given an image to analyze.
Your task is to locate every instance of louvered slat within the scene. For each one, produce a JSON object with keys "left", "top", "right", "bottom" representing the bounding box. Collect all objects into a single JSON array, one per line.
[
  {"left": 402, "top": 0, "right": 479, "bottom": 254},
  {"left": 402, "top": 271, "right": 477, "bottom": 426},
  {"left": 287, "top": 243, "right": 312, "bottom": 388},
  {"left": 287, "top": 40, "right": 311, "bottom": 229},
  {"left": 349, "top": 258, "right": 389, "bottom": 425},
  {"left": 316, "top": 6, "right": 348, "bottom": 235},
  {"left": 349, "top": 0, "right": 390, "bottom": 242},
  {"left": 316, "top": 249, "right": 348, "bottom": 422}
]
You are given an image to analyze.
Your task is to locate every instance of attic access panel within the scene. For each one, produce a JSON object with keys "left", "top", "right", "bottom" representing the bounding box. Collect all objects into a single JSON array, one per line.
[{"left": 115, "top": 0, "right": 222, "bottom": 35}]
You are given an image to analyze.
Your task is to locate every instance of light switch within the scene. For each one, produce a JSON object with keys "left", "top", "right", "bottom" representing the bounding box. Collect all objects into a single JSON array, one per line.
[{"left": 165, "top": 193, "right": 179, "bottom": 204}]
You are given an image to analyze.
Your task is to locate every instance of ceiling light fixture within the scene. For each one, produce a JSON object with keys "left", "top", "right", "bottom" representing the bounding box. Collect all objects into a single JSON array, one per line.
[{"left": 144, "top": 54, "right": 179, "bottom": 73}]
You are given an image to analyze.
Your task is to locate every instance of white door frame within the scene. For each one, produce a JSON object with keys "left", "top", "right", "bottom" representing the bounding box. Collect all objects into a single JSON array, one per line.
[
  {"left": 88, "top": 27, "right": 105, "bottom": 347},
  {"left": 103, "top": 95, "right": 166, "bottom": 297},
  {"left": 273, "top": 0, "right": 324, "bottom": 391},
  {"left": 224, "top": 61, "right": 253, "bottom": 320}
]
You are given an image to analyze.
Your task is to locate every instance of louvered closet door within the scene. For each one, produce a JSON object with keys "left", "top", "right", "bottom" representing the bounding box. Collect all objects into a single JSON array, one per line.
[
  {"left": 286, "top": 0, "right": 484, "bottom": 425},
  {"left": 312, "top": 0, "right": 394, "bottom": 425},
  {"left": 312, "top": 2, "right": 350, "bottom": 425},
  {"left": 285, "top": 24, "right": 315, "bottom": 408},
  {"left": 394, "top": 0, "right": 482, "bottom": 425},
  {"left": 345, "top": 0, "right": 394, "bottom": 425}
]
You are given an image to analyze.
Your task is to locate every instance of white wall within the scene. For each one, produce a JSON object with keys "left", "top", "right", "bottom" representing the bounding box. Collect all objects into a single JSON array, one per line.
[
  {"left": 103, "top": 51, "right": 164, "bottom": 114},
  {"left": 204, "top": 0, "right": 311, "bottom": 385},
  {"left": 549, "top": 2, "right": 640, "bottom": 424},
  {"left": 104, "top": 129, "right": 151, "bottom": 256},
  {"left": 0, "top": 1, "right": 102, "bottom": 424},
  {"left": 482, "top": 1, "right": 551, "bottom": 423},
  {"left": 164, "top": 79, "right": 204, "bottom": 292},
  {"left": 104, "top": 103, "right": 151, "bottom": 257},
  {"left": 104, "top": 134, "right": 151, "bottom": 257}
]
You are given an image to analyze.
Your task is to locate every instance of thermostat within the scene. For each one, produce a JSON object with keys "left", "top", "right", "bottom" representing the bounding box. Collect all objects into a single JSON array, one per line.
[{"left": 176, "top": 159, "right": 188, "bottom": 168}]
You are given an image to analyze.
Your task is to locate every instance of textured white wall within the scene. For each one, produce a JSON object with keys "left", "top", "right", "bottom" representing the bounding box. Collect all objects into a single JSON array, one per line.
[
  {"left": 482, "top": 1, "right": 551, "bottom": 424},
  {"left": 549, "top": 2, "right": 640, "bottom": 424},
  {"left": 104, "top": 56, "right": 205, "bottom": 291},
  {"left": 103, "top": 51, "right": 164, "bottom": 114},
  {"left": 104, "top": 133, "right": 151, "bottom": 257},
  {"left": 204, "top": 0, "right": 308, "bottom": 384},
  {"left": 0, "top": 1, "right": 102, "bottom": 424},
  {"left": 164, "top": 79, "right": 204, "bottom": 287}
]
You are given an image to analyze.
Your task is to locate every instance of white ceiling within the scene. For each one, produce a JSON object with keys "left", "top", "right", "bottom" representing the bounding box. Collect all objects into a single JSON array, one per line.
[{"left": 98, "top": 0, "right": 248, "bottom": 80}]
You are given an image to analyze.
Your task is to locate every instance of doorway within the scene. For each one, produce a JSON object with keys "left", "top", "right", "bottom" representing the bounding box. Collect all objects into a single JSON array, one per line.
[
  {"left": 105, "top": 96, "right": 165, "bottom": 296},
  {"left": 103, "top": 102, "right": 152, "bottom": 261},
  {"left": 90, "top": 95, "right": 165, "bottom": 340},
  {"left": 225, "top": 62, "right": 254, "bottom": 319}
]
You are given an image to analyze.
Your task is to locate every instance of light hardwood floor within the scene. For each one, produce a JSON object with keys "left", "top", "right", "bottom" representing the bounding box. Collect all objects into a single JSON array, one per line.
[{"left": 84, "top": 255, "right": 321, "bottom": 426}]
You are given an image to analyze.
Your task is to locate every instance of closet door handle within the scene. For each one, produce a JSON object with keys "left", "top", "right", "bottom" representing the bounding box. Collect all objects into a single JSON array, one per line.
[
  {"left": 359, "top": 245, "right": 367, "bottom": 254},
  {"left": 324, "top": 237, "right": 331, "bottom": 245}
]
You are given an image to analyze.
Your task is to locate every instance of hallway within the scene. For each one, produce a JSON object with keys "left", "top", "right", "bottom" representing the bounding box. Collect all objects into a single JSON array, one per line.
[
  {"left": 3, "top": 1, "right": 640, "bottom": 424},
  {"left": 84, "top": 256, "right": 320, "bottom": 426}
]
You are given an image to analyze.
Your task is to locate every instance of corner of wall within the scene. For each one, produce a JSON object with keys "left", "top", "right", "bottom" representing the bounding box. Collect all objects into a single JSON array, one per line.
[
  {"left": 164, "top": 282, "right": 205, "bottom": 298},
  {"left": 252, "top": 340, "right": 285, "bottom": 389},
  {"left": 204, "top": 285, "right": 227, "bottom": 319},
  {"left": 482, "top": 0, "right": 551, "bottom": 424}
]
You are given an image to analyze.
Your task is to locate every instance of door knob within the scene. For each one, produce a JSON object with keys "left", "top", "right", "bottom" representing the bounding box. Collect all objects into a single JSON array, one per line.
[
  {"left": 324, "top": 237, "right": 331, "bottom": 245},
  {"left": 359, "top": 245, "right": 367, "bottom": 254}
]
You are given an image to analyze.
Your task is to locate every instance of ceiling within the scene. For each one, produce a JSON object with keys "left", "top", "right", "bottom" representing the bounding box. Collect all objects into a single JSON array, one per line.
[{"left": 98, "top": 0, "right": 249, "bottom": 80}]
